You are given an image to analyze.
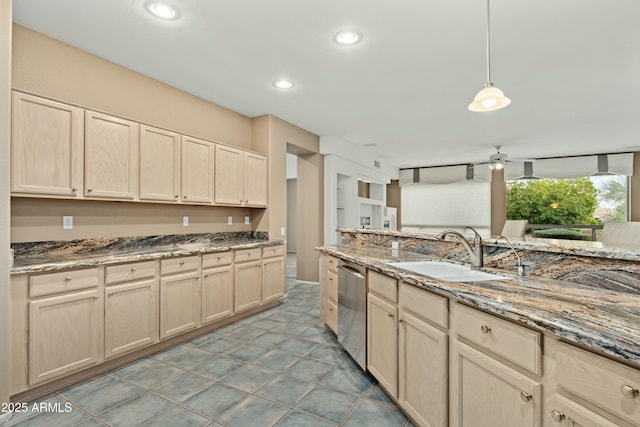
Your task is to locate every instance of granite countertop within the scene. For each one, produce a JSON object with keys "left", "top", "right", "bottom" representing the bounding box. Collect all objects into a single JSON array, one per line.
[
  {"left": 12, "top": 233, "right": 284, "bottom": 275},
  {"left": 319, "top": 244, "right": 640, "bottom": 369},
  {"left": 337, "top": 228, "right": 640, "bottom": 262}
]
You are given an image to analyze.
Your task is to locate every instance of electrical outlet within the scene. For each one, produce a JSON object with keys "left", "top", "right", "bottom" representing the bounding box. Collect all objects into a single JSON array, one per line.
[
  {"left": 281, "top": 227, "right": 285, "bottom": 236},
  {"left": 183, "top": 216, "right": 189, "bottom": 226},
  {"left": 391, "top": 241, "right": 399, "bottom": 250},
  {"left": 228, "top": 216, "right": 233, "bottom": 225},
  {"left": 245, "top": 216, "right": 250, "bottom": 225},
  {"left": 63, "top": 216, "right": 73, "bottom": 230}
]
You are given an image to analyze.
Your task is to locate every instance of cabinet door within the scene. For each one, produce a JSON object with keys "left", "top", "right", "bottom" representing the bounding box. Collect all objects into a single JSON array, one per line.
[
  {"left": 244, "top": 152, "right": 267, "bottom": 206},
  {"left": 12, "top": 92, "right": 84, "bottom": 197},
  {"left": 453, "top": 342, "right": 541, "bottom": 427},
  {"left": 181, "top": 136, "right": 214, "bottom": 203},
  {"left": 139, "top": 125, "right": 180, "bottom": 202},
  {"left": 399, "top": 310, "right": 448, "bottom": 427},
  {"left": 105, "top": 278, "right": 158, "bottom": 359},
  {"left": 29, "top": 288, "right": 103, "bottom": 385},
  {"left": 202, "top": 266, "right": 234, "bottom": 324},
  {"left": 367, "top": 292, "right": 398, "bottom": 397},
  {"left": 214, "top": 144, "right": 244, "bottom": 205},
  {"left": 160, "top": 272, "right": 201, "bottom": 339},
  {"left": 85, "top": 111, "right": 139, "bottom": 199},
  {"left": 262, "top": 256, "right": 284, "bottom": 303},
  {"left": 234, "top": 261, "right": 261, "bottom": 313}
]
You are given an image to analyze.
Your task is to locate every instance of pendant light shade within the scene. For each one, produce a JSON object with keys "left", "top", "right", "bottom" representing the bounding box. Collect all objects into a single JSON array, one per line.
[
  {"left": 468, "top": 0, "right": 510, "bottom": 112},
  {"left": 468, "top": 82, "right": 511, "bottom": 112}
]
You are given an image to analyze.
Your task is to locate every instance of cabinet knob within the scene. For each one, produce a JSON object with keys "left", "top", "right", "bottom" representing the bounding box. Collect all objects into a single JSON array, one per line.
[
  {"left": 399, "top": 319, "right": 404, "bottom": 323},
  {"left": 180, "top": 261, "right": 185, "bottom": 266},
  {"left": 72, "top": 188, "right": 78, "bottom": 192},
  {"left": 480, "top": 325, "right": 491, "bottom": 334},
  {"left": 621, "top": 384, "right": 639, "bottom": 399},
  {"left": 131, "top": 267, "right": 136, "bottom": 272},
  {"left": 388, "top": 312, "right": 394, "bottom": 318},
  {"left": 65, "top": 276, "right": 72, "bottom": 281},
  {"left": 328, "top": 307, "right": 334, "bottom": 311},
  {"left": 520, "top": 391, "right": 532, "bottom": 402},
  {"left": 87, "top": 188, "right": 93, "bottom": 192},
  {"left": 550, "top": 410, "right": 565, "bottom": 422},
  {"left": 174, "top": 194, "right": 179, "bottom": 198}
]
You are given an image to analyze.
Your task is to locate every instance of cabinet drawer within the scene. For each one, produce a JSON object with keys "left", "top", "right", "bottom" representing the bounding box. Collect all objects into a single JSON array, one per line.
[
  {"left": 263, "top": 245, "right": 285, "bottom": 259},
  {"left": 454, "top": 303, "right": 542, "bottom": 375},
  {"left": 327, "top": 256, "right": 339, "bottom": 274},
  {"left": 235, "top": 248, "right": 261, "bottom": 263},
  {"left": 29, "top": 268, "right": 98, "bottom": 298},
  {"left": 326, "top": 299, "right": 338, "bottom": 334},
  {"left": 368, "top": 270, "right": 398, "bottom": 303},
  {"left": 202, "top": 252, "right": 233, "bottom": 268},
  {"left": 327, "top": 270, "right": 338, "bottom": 301},
  {"left": 556, "top": 341, "right": 640, "bottom": 425},
  {"left": 399, "top": 282, "right": 448, "bottom": 329},
  {"left": 160, "top": 256, "right": 199, "bottom": 275},
  {"left": 105, "top": 261, "right": 156, "bottom": 285}
]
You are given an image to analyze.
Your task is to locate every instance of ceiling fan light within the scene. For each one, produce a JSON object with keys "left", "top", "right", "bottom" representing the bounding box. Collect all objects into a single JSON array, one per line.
[{"left": 468, "top": 84, "right": 511, "bottom": 112}]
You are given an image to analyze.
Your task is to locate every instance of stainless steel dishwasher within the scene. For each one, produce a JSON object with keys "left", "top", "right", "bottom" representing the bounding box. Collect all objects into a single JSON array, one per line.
[{"left": 337, "top": 260, "right": 367, "bottom": 370}]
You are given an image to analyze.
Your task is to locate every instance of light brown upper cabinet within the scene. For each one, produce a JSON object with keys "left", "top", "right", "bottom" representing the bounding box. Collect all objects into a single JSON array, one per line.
[
  {"left": 245, "top": 152, "right": 268, "bottom": 207},
  {"left": 85, "top": 111, "right": 139, "bottom": 200},
  {"left": 214, "top": 144, "right": 244, "bottom": 205},
  {"left": 181, "top": 136, "right": 214, "bottom": 204},
  {"left": 11, "top": 91, "right": 84, "bottom": 197},
  {"left": 215, "top": 145, "right": 267, "bottom": 207},
  {"left": 139, "top": 125, "right": 180, "bottom": 202}
]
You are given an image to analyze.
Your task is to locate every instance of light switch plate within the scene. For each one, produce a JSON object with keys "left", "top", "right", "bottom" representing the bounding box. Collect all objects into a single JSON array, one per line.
[
  {"left": 391, "top": 241, "right": 399, "bottom": 250},
  {"left": 183, "top": 216, "right": 189, "bottom": 226},
  {"left": 63, "top": 216, "right": 73, "bottom": 230},
  {"left": 245, "top": 216, "right": 250, "bottom": 225},
  {"left": 281, "top": 227, "right": 285, "bottom": 236},
  {"left": 228, "top": 216, "right": 233, "bottom": 225}
]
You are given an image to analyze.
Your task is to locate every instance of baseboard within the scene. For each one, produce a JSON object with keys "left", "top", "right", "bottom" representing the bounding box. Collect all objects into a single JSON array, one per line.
[
  {"left": 295, "top": 280, "right": 319, "bottom": 285},
  {"left": 0, "top": 411, "right": 13, "bottom": 423}
]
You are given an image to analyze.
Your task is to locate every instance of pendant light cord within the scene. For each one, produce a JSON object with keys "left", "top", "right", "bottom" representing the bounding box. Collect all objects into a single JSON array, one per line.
[{"left": 486, "top": 0, "right": 491, "bottom": 84}]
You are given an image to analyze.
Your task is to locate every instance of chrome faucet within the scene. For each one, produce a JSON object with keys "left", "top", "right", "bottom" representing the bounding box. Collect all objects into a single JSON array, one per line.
[
  {"left": 436, "top": 227, "right": 483, "bottom": 269},
  {"left": 495, "top": 235, "right": 525, "bottom": 276}
]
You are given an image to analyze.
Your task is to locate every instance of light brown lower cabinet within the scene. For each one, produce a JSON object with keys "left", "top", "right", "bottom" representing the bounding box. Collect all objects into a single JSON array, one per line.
[
  {"left": 547, "top": 394, "right": 620, "bottom": 427},
  {"left": 160, "top": 271, "right": 201, "bottom": 339},
  {"left": 234, "top": 249, "right": 262, "bottom": 313},
  {"left": 452, "top": 341, "right": 542, "bottom": 427},
  {"left": 201, "top": 265, "right": 234, "bottom": 324},
  {"left": 367, "top": 292, "right": 398, "bottom": 397},
  {"left": 262, "top": 249, "right": 285, "bottom": 303},
  {"left": 398, "top": 309, "right": 448, "bottom": 427},
  {"left": 29, "top": 287, "right": 103, "bottom": 386},
  {"left": 105, "top": 278, "right": 158, "bottom": 358}
]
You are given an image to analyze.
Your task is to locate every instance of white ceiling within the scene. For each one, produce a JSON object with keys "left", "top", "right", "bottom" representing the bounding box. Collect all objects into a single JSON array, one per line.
[{"left": 12, "top": 0, "right": 640, "bottom": 169}]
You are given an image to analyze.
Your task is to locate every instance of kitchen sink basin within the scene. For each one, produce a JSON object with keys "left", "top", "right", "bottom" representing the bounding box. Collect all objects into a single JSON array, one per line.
[{"left": 388, "top": 261, "right": 507, "bottom": 282}]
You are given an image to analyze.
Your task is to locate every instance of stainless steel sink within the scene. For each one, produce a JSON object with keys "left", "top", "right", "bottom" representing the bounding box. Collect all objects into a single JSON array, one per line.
[{"left": 388, "top": 261, "right": 507, "bottom": 282}]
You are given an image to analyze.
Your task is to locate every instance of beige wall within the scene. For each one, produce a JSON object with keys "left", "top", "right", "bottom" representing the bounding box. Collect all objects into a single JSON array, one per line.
[
  {"left": 631, "top": 152, "right": 640, "bottom": 221},
  {"left": 297, "top": 152, "right": 323, "bottom": 281},
  {"left": 11, "top": 199, "right": 252, "bottom": 243},
  {"left": 1, "top": 0, "right": 11, "bottom": 411},
  {"left": 12, "top": 25, "right": 252, "bottom": 149},
  {"left": 287, "top": 179, "right": 297, "bottom": 252},
  {"left": 490, "top": 169, "right": 507, "bottom": 236}
]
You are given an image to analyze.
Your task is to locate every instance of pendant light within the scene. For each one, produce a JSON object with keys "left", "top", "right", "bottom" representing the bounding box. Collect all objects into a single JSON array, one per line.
[{"left": 468, "top": 0, "right": 511, "bottom": 112}]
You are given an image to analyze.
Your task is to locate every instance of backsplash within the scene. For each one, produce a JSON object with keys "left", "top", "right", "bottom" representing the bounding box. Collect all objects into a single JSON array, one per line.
[{"left": 339, "top": 229, "right": 640, "bottom": 295}]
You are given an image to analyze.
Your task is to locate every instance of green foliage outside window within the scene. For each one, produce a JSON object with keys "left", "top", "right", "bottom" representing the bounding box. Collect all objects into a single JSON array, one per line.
[{"left": 506, "top": 178, "right": 599, "bottom": 226}]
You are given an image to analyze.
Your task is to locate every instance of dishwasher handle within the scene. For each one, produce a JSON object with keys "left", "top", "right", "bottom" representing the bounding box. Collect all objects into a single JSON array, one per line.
[{"left": 338, "top": 264, "right": 365, "bottom": 279}]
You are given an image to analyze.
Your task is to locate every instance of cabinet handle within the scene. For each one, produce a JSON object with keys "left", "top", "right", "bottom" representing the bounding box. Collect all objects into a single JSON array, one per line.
[
  {"left": 520, "top": 391, "right": 532, "bottom": 402},
  {"left": 180, "top": 261, "right": 185, "bottom": 266},
  {"left": 183, "top": 195, "right": 187, "bottom": 198},
  {"left": 480, "top": 325, "right": 491, "bottom": 334},
  {"left": 388, "top": 312, "right": 394, "bottom": 318},
  {"left": 329, "top": 307, "right": 334, "bottom": 311},
  {"left": 92, "top": 296, "right": 98, "bottom": 300},
  {"left": 87, "top": 188, "right": 93, "bottom": 192},
  {"left": 131, "top": 267, "right": 136, "bottom": 273},
  {"left": 65, "top": 276, "right": 72, "bottom": 281},
  {"left": 174, "top": 194, "right": 179, "bottom": 198},
  {"left": 72, "top": 187, "right": 78, "bottom": 192},
  {"left": 621, "top": 384, "right": 639, "bottom": 399},
  {"left": 550, "top": 410, "right": 565, "bottom": 422},
  {"left": 399, "top": 319, "right": 404, "bottom": 323}
]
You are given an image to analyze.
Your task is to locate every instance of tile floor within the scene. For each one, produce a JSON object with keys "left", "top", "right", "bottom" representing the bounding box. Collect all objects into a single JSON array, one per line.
[{"left": 3, "top": 279, "right": 413, "bottom": 427}]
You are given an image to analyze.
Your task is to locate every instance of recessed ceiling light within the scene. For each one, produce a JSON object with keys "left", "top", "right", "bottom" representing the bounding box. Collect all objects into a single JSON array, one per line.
[
  {"left": 335, "top": 32, "right": 361, "bottom": 45},
  {"left": 146, "top": 2, "right": 178, "bottom": 19},
  {"left": 273, "top": 80, "right": 295, "bottom": 89}
]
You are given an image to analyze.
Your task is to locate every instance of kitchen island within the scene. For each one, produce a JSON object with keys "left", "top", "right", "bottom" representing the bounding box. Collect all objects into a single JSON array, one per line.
[{"left": 319, "top": 229, "right": 640, "bottom": 427}]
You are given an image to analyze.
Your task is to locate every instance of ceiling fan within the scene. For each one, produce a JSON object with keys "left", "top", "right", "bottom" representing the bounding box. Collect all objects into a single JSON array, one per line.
[{"left": 474, "top": 145, "right": 535, "bottom": 170}]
